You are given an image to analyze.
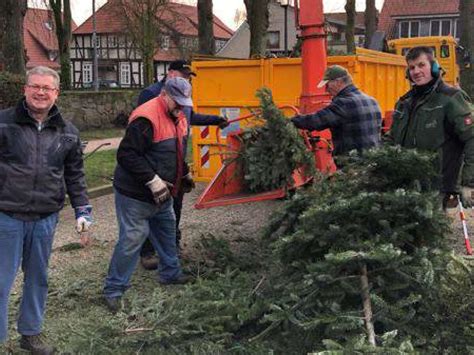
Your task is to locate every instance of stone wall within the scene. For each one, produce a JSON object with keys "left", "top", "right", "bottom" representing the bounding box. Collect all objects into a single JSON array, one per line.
[{"left": 58, "top": 90, "right": 140, "bottom": 130}]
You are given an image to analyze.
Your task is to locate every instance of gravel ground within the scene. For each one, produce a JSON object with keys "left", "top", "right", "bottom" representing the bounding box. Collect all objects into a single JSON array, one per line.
[{"left": 52, "top": 182, "right": 281, "bottom": 253}]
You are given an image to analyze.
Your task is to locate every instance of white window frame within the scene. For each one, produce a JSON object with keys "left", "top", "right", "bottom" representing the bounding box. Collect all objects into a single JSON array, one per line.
[
  {"left": 454, "top": 19, "right": 459, "bottom": 39},
  {"left": 440, "top": 19, "right": 452, "bottom": 36},
  {"left": 120, "top": 62, "right": 131, "bottom": 86},
  {"left": 82, "top": 62, "right": 93, "bottom": 84},
  {"left": 399, "top": 20, "right": 420, "bottom": 38},
  {"left": 107, "top": 35, "right": 118, "bottom": 47},
  {"left": 161, "top": 35, "right": 170, "bottom": 50}
]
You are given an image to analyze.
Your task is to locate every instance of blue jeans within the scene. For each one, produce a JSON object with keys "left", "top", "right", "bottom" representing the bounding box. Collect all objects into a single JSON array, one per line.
[
  {"left": 0, "top": 212, "right": 58, "bottom": 342},
  {"left": 104, "top": 190, "right": 182, "bottom": 298}
]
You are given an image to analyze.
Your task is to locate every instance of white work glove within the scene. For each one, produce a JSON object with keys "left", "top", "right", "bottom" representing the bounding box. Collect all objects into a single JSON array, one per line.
[
  {"left": 76, "top": 216, "right": 92, "bottom": 233},
  {"left": 146, "top": 175, "right": 172, "bottom": 205},
  {"left": 75, "top": 205, "right": 93, "bottom": 233},
  {"left": 462, "top": 186, "right": 474, "bottom": 207}
]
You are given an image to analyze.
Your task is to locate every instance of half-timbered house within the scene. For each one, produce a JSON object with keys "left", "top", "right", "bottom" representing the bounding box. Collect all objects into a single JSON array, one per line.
[{"left": 71, "top": 0, "right": 233, "bottom": 88}]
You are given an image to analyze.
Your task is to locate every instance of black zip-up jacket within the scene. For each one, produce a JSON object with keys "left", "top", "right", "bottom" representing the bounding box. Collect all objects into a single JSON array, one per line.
[{"left": 0, "top": 99, "right": 89, "bottom": 220}]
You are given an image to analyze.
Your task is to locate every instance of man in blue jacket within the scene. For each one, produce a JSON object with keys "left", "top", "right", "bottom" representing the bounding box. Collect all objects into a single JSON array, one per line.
[
  {"left": 0, "top": 66, "right": 92, "bottom": 354},
  {"left": 138, "top": 60, "right": 229, "bottom": 269}
]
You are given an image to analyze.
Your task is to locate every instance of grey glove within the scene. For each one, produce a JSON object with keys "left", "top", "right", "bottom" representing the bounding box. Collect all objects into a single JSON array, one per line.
[
  {"left": 217, "top": 117, "right": 230, "bottom": 129},
  {"left": 462, "top": 186, "right": 474, "bottom": 207},
  {"left": 146, "top": 175, "right": 172, "bottom": 205}
]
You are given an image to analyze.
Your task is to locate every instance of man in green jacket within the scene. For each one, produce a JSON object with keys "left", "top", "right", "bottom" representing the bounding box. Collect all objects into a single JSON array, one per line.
[{"left": 389, "top": 46, "right": 474, "bottom": 207}]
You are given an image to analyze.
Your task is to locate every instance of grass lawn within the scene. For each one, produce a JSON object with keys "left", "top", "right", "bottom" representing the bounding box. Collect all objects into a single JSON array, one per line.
[
  {"left": 82, "top": 134, "right": 194, "bottom": 190},
  {"left": 80, "top": 127, "right": 125, "bottom": 141},
  {"left": 84, "top": 149, "right": 117, "bottom": 189}
]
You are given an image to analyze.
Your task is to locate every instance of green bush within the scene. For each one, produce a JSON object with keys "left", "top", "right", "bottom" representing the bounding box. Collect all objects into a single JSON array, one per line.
[{"left": 0, "top": 71, "right": 24, "bottom": 109}]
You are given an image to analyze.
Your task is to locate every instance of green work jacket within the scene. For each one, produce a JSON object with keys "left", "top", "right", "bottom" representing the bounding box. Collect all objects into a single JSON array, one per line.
[{"left": 389, "top": 78, "right": 474, "bottom": 193}]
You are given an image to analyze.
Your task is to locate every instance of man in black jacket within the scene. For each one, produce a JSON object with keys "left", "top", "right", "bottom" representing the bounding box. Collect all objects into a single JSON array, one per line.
[
  {"left": 0, "top": 66, "right": 91, "bottom": 354},
  {"left": 138, "top": 60, "right": 229, "bottom": 269},
  {"left": 104, "top": 77, "right": 193, "bottom": 313}
]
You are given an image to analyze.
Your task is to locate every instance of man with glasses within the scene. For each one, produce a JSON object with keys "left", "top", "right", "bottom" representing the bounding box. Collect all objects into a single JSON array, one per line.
[
  {"left": 290, "top": 65, "right": 382, "bottom": 159},
  {"left": 0, "top": 66, "right": 91, "bottom": 354},
  {"left": 103, "top": 77, "right": 193, "bottom": 313},
  {"left": 137, "top": 60, "right": 229, "bottom": 269}
]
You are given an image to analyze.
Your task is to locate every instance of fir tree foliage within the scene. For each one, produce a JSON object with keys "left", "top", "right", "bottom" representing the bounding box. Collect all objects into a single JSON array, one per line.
[
  {"left": 238, "top": 87, "right": 315, "bottom": 192},
  {"left": 260, "top": 146, "right": 474, "bottom": 352}
]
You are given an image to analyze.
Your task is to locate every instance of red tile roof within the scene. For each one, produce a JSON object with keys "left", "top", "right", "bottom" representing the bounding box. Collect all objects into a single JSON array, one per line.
[
  {"left": 24, "top": 8, "right": 78, "bottom": 70},
  {"left": 74, "top": 1, "right": 234, "bottom": 40},
  {"left": 379, "top": 0, "right": 459, "bottom": 35}
]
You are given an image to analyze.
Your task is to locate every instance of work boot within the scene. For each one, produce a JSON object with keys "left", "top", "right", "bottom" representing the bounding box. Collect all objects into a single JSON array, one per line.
[
  {"left": 159, "top": 274, "right": 193, "bottom": 286},
  {"left": 104, "top": 296, "right": 122, "bottom": 313},
  {"left": 19, "top": 334, "right": 55, "bottom": 355},
  {"left": 140, "top": 255, "right": 158, "bottom": 270}
]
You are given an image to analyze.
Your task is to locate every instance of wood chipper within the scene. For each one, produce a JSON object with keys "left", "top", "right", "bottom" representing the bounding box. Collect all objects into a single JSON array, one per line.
[{"left": 193, "top": 0, "right": 408, "bottom": 209}]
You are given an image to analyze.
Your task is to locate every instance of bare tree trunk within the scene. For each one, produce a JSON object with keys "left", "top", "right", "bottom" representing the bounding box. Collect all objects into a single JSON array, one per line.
[
  {"left": 50, "top": 0, "right": 72, "bottom": 89},
  {"left": 198, "top": 0, "right": 215, "bottom": 55},
  {"left": 360, "top": 264, "right": 376, "bottom": 347},
  {"left": 243, "top": 0, "right": 269, "bottom": 58},
  {"left": 0, "top": 0, "right": 27, "bottom": 75},
  {"left": 117, "top": 0, "right": 168, "bottom": 86},
  {"left": 459, "top": 0, "right": 474, "bottom": 97},
  {"left": 345, "top": 0, "right": 356, "bottom": 54},
  {"left": 364, "top": 0, "right": 377, "bottom": 49}
]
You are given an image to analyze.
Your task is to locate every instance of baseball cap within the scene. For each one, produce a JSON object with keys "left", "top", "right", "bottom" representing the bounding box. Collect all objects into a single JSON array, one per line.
[
  {"left": 168, "top": 60, "right": 196, "bottom": 77},
  {"left": 164, "top": 77, "right": 193, "bottom": 107},
  {"left": 317, "top": 65, "right": 349, "bottom": 88}
]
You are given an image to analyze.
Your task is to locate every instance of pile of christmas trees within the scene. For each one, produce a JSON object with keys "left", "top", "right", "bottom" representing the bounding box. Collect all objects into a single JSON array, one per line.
[
  {"left": 258, "top": 146, "right": 474, "bottom": 353},
  {"left": 236, "top": 87, "right": 315, "bottom": 192}
]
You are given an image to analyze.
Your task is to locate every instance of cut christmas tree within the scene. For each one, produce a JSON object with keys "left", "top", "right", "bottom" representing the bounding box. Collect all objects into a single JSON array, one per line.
[{"left": 236, "top": 87, "right": 315, "bottom": 193}]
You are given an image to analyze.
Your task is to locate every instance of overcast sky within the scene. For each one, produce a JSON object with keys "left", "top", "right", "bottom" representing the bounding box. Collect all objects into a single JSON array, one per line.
[{"left": 66, "top": 0, "right": 385, "bottom": 29}]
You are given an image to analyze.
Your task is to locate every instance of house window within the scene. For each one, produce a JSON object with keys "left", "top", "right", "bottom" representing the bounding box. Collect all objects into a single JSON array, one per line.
[
  {"left": 83, "top": 62, "right": 93, "bottom": 84},
  {"left": 267, "top": 31, "right": 280, "bottom": 49},
  {"left": 430, "top": 20, "right": 440, "bottom": 36},
  {"left": 120, "top": 62, "right": 131, "bottom": 86},
  {"left": 454, "top": 19, "right": 459, "bottom": 39},
  {"left": 215, "top": 39, "right": 226, "bottom": 51},
  {"left": 399, "top": 21, "right": 420, "bottom": 38},
  {"left": 107, "top": 36, "right": 118, "bottom": 48},
  {"left": 161, "top": 35, "right": 170, "bottom": 50},
  {"left": 431, "top": 19, "right": 453, "bottom": 36},
  {"left": 441, "top": 20, "right": 451, "bottom": 36}
]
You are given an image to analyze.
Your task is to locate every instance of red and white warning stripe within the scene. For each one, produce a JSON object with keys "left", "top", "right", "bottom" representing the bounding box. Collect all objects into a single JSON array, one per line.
[
  {"left": 200, "top": 145, "right": 210, "bottom": 169},
  {"left": 457, "top": 195, "right": 473, "bottom": 255},
  {"left": 200, "top": 126, "right": 210, "bottom": 139}
]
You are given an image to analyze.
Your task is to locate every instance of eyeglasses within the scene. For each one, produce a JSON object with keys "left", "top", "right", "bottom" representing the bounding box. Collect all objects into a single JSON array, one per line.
[{"left": 26, "top": 84, "right": 58, "bottom": 93}]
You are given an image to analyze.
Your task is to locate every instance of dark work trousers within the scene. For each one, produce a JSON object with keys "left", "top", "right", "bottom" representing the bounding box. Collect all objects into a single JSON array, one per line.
[{"left": 140, "top": 188, "right": 185, "bottom": 257}]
